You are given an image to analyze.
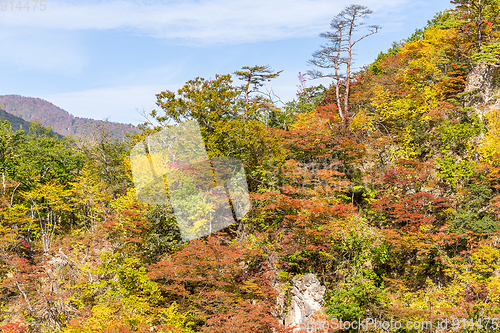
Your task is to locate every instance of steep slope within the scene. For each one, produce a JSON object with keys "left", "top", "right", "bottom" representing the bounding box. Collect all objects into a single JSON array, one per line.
[
  {"left": 0, "top": 94, "right": 140, "bottom": 139},
  {"left": 0, "top": 108, "right": 31, "bottom": 133}
]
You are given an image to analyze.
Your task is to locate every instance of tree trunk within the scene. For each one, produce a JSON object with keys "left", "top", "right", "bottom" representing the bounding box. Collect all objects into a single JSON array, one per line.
[
  {"left": 345, "top": 22, "right": 353, "bottom": 120},
  {"left": 477, "top": 0, "right": 483, "bottom": 51}
]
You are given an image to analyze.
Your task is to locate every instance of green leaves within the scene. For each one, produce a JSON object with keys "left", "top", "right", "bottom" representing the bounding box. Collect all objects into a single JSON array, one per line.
[
  {"left": 16, "top": 121, "right": 83, "bottom": 188},
  {"left": 471, "top": 42, "right": 500, "bottom": 65},
  {"left": 437, "top": 118, "right": 481, "bottom": 155},
  {"left": 152, "top": 74, "right": 241, "bottom": 132},
  {"left": 436, "top": 156, "right": 476, "bottom": 188},
  {"left": 77, "top": 125, "right": 131, "bottom": 198},
  {"left": 451, "top": 183, "right": 499, "bottom": 234}
]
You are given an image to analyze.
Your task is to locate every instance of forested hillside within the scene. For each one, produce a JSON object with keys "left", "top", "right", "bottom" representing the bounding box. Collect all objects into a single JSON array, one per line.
[
  {"left": 2, "top": 1, "right": 500, "bottom": 332},
  {"left": 0, "top": 109, "right": 31, "bottom": 133},
  {"left": 0, "top": 95, "right": 139, "bottom": 140}
]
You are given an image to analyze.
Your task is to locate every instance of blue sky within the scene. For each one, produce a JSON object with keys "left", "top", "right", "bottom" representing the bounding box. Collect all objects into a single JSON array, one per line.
[{"left": 0, "top": 0, "right": 453, "bottom": 125}]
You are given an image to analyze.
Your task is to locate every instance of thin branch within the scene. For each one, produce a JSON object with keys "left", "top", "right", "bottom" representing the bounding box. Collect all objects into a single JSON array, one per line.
[{"left": 15, "top": 280, "right": 34, "bottom": 313}]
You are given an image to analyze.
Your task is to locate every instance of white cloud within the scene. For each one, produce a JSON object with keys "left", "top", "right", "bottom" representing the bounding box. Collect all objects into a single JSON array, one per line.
[
  {"left": 0, "top": 0, "right": 413, "bottom": 45},
  {"left": 43, "top": 84, "right": 178, "bottom": 125}
]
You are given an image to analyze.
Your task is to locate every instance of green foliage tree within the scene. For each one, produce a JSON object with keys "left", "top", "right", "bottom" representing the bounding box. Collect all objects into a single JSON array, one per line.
[
  {"left": 146, "top": 74, "right": 286, "bottom": 193},
  {"left": 150, "top": 74, "right": 241, "bottom": 133},
  {"left": 0, "top": 120, "right": 25, "bottom": 206},
  {"left": 451, "top": 0, "right": 500, "bottom": 51},
  {"left": 233, "top": 65, "right": 282, "bottom": 109},
  {"left": 233, "top": 65, "right": 285, "bottom": 128},
  {"left": 20, "top": 121, "right": 83, "bottom": 188},
  {"left": 77, "top": 125, "right": 131, "bottom": 198}
]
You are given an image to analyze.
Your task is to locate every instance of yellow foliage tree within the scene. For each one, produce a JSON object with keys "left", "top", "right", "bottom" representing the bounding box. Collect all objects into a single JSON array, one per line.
[
  {"left": 21, "top": 180, "right": 73, "bottom": 253},
  {"left": 479, "top": 108, "right": 500, "bottom": 166}
]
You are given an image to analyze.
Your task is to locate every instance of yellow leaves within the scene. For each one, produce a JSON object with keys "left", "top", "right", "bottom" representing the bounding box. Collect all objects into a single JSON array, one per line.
[
  {"left": 371, "top": 89, "right": 393, "bottom": 119},
  {"left": 401, "top": 26, "right": 454, "bottom": 69},
  {"left": 419, "top": 223, "right": 432, "bottom": 232},
  {"left": 401, "top": 244, "right": 500, "bottom": 319},
  {"left": 398, "top": 27, "right": 458, "bottom": 102},
  {"left": 78, "top": 303, "right": 125, "bottom": 331},
  {"left": 399, "top": 274, "right": 467, "bottom": 321},
  {"left": 487, "top": 276, "right": 500, "bottom": 304},
  {"left": 290, "top": 110, "right": 330, "bottom": 135},
  {"left": 71, "top": 167, "right": 111, "bottom": 203},
  {"left": 62, "top": 251, "right": 195, "bottom": 333},
  {"left": 479, "top": 108, "right": 500, "bottom": 166},
  {"left": 107, "top": 188, "right": 151, "bottom": 246},
  {"left": 158, "top": 302, "right": 195, "bottom": 333},
  {"left": 22, "top": 180, "right": 72, "bottom": 213},
  {"left": 365, "top": 26, "right": 460, "bottom": 159},
  {"left": 1, "top": 203, "right": 32, "bottom": 227},
  {"left": 470, "top": 245, "right": 500, "bottom": 282},
  {"left": 0, "top": 223, "right": 16, "bottom": 253},
  {"left": 111, "top": 187, "right": 143, "bottom": 215},
  {"left": 370, "top": 26, "right": 453, "bottom": 127},
  {"left": 20, "top": 180, "right": 74, "bottom": 251},
  {"left": 397, "top": 127, "right": 421, "bottom": 160},
  {"left": 240, "top": 278, "right": 263, "bottom": 297},
  {"left": 350, "top": 109, "right": 377, "bottom": 132},
  {"left": 441, "top": 207, "right": 456, "bottom": 217},
  {"left": 0, "top": 204, "right": 33, "bottom": 252},
  {"left": 111, "top": 189, "right": 148, "bottom": 229},
  {"left": 70, "top": 166, "right": 112, "bottom": 228},
  {"left": 371, "top": 80, "right": 436, "bottom": 127},
  {"left": 178, "top": 191, "right": 217, "bottom": 239}
]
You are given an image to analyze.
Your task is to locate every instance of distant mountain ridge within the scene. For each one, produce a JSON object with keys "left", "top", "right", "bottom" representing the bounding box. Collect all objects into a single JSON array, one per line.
[
  {"left": 0, "top": 108, "right": 31, "bottom": 133},
  {"left": 0, "top": 94, "right": 140, "bottom": 139}
]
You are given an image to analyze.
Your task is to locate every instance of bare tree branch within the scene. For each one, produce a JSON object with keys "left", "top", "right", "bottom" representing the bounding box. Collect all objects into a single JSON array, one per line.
[{"left": 308, "top": 4, "right": 380, "bottom": 121}]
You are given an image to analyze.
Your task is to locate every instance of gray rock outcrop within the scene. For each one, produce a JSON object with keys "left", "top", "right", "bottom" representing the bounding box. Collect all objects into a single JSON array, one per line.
[
  {"left": 284, "top": 273, "right": 326, "bottom": 328},
  {"left": 464, "top": 63, "right": 500, "bottom": 120}
]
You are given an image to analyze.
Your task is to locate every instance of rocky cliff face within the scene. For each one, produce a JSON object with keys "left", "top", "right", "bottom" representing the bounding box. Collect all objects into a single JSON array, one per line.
[
  {"left": 464, "top": 63, "right": 500, "bottom": 119},
  {"left": 284, "top": 273, "right": 326, "bottom": 328}
]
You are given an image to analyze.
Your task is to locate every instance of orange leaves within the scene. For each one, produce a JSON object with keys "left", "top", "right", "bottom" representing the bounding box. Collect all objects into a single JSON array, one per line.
[
  {"left": 0, "top": 322, "right": 28, "bottom": 333},
  {"left": 491, "top": 196, "right": 500, "bottom": 220},
  {"left": 281, "top": 111, "right": 333, "bottom": 160},
  {"left": 315, "top": 103, "right": 342, "bottom": 123},
  {"left": 202, "top": 301, "right": 293, "bottom": 333},
  {"left": 146, "top": 234, "right": 283, "bottom": 330},
  {"left": 372, "top": 159, "right": 450, "bottom": 230},
  {"left": 149, "top": 236, "right": 247, "bottom": 286},
  {"left": 374, "top": 191, "right": 449, "bottom": 228}
]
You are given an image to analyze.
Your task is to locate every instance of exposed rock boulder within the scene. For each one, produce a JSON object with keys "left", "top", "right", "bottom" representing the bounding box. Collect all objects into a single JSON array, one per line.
[
  {"left": 465, "top": 63, "right": 495, "bottom": 108},
  {"left": 284, "top": 273, "right": 326, "bottom": 328},
  {"left": 464, "top": 63, "right": 500, "bottom": 120},
  {"left": 462, "top": 63, "right": 500, "bottom": 156}
]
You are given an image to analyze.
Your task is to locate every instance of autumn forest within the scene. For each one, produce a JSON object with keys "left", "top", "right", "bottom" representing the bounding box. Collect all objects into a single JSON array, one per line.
[{"left": 2, "top": 1, "right": 500, "bottom": 332}]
